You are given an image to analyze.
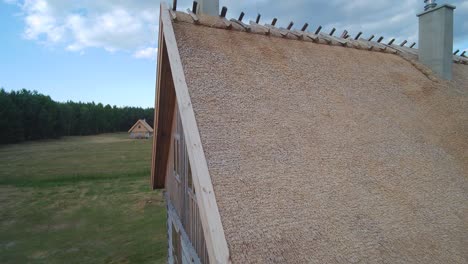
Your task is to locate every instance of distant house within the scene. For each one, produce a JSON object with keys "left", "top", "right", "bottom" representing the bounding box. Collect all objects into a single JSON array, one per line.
[
  {"left": 128, "top": 119, "right": 153, "bottom": 139},
  {"left": 151, "top": 1, "right": 467, "bottom": 264}
]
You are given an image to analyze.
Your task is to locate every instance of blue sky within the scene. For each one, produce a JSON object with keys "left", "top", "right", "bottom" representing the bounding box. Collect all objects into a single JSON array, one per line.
[{"left": 1, "top": 0, "right": 467, "bottom": 108}]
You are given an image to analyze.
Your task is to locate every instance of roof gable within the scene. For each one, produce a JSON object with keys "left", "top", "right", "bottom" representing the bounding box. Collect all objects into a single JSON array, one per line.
[
  {"left": 151, "top": 4, "right": 230, "bottom": 263},
  {"left": 128, "top": 119, "right": 153, "bottom": 133}
]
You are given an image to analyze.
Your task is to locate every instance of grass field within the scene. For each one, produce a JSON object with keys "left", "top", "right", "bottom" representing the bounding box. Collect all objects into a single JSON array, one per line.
[{"left": 0, "top": 133, "right": 167, "bottom": 263}]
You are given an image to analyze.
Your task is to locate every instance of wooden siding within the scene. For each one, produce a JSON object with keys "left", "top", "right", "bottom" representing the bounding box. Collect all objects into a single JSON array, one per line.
[
  {"left": 166, "top": 105, "right": 209, "bottom": 263},
  {"left": 129, "top": 125, "right": 152, "bottom": 133},
  {"left": 151, "top": 30, "right": 176, "bottom": 189},
  {"left": 167, "top": 195, "right": 203, "bottom": 264}
]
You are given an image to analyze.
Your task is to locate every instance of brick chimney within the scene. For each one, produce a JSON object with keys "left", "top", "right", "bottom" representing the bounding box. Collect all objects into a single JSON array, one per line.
[{"left": 417, "top": 1, "right": 456, "bottom": 80}]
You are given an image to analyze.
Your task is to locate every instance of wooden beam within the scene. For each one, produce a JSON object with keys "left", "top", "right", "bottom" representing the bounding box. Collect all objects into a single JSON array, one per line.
[
  {"left": 368, "top": 41, "right": 388, "bottom": 52},
  {"left": 340, "top": 30, "right": 348, "bottom": 38},
  {"left": 400, "top": 40, "right": 407, "bottom": 47},
  {"left": 287, "top": 21, "right": 294, "bottom": 30},
  {"left": 389, "top": 44, "right": 415, "bottom": 55},
  {"left": 222, "top": 18, "right": 232, "bottom": 29},
  {"left": 356, "top": 39, "right": 372, "bottom": 50},
  {"left": 453, "top": 49, "right": 460, "bottom": 55},
  {"left": 256, "top": 14, "right": 261, "bottom": 24},
  {"left": 271, "top": 18, "right": 277, "bottom": 26},
  {"left": 289, "top": 30, "right": 303, "bottom": 39},
  {"left": 169, "top": 9, "right": 177, "bottom": 20},
  {"left": 315, "top": 25, "right": 322, "bottom": 34},
  {"left": 249, "top": 21, "right": 270, "bottom": 35},
  {"left": 329, "top": 27, "right": 336, "bottom": 36},
  {"left": 377, "top": 36, "right": 384, "bottom": 43},
  {"left": 388, "top": 38, "right": 395, "bottom": 45},
  {"left": 461, "top": 51, "right": 466, "bottom": 57},
  {"left": 159, "top": 3, "right": 231, "bottom": 263},
  {"left": 220, "top": 6, "right": 227, "bottom": 17},
  {"left": 301, "top": 23, "right": 309, "bottom": 32},
  {"left": 304, "top": 33, "right": 319, "bottom": 42},
  {"left": 318, "top": 33, "right": 332, "bottom": 44},
  {"left": 186, "top": 8, "right": 200, "bottom": 24},
  {"left": 230, "top": 18, "right": 250, "bottom": 31},
  {"left": 238, "top": 12, "right": 245, "bottom": 22},
  {"left": 172, "top": 0, "right": 177, "bottom": 11},
  {"left": 410, "top": 42, "right": 416, "bottom": 48},
  {"left": 264, "top": 24, "right": 288, "bottom": 38},
  {"left": 367, "top": 34, "right": 375, "bottom": 41},
  {"left": 329, "top": 35, "right": 347, "bottom": 46},
  {"left": 354, "top": 32, "right": 362, "bottom": 40},
  {"left": 192, "top": 1, "right": 198, "bottom": 13}
]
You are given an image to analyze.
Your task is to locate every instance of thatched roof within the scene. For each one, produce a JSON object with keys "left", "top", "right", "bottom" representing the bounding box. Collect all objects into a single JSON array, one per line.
[
  {"left": 168, "top": 9, "right": 468, "bottom": 263},
  {"left": 128, "top": 119, "right": 153, "bottom": 133}
]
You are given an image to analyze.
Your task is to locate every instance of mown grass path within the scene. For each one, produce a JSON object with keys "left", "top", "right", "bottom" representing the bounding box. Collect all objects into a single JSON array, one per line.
[{"left": 0, "top": 133, "right": 167, "bottom": 263}]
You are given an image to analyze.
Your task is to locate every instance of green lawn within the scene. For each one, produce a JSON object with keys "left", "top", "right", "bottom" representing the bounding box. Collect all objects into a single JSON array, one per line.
[{"left": 0, "top": 133, "right": 167, "bottom": 264}]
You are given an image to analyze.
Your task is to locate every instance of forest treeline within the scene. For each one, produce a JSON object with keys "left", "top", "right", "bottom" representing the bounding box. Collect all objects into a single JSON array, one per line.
[{"left": 0, "top": 89, "right": 154, "bottom": 144}]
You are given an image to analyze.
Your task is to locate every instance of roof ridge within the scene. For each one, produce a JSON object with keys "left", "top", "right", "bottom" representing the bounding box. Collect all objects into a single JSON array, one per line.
[{"left": 169, "top": 6, "right": 468, "bottom": 66}]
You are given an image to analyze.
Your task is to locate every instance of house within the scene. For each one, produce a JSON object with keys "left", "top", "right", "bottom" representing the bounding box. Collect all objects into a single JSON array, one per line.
[
  {"left": 151, "top": 1, "right": 467, "bottom": 263},
  {"left": 128, "top": 119, "right": 153, "bottom": 139}
]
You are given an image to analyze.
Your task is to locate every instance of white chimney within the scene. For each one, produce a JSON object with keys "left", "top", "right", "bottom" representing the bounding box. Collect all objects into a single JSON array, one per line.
[
  {"left": 198, "top": 0, "right": 219, "bottom": 16},
  {"left": 417, "top": 1, "right": 456, "bottom": 80}
]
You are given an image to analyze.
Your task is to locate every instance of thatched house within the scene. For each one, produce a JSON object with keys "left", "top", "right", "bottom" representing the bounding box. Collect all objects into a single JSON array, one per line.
[
  {"left": 128, "top": 119, "right": 153, "bottom": 139},
  {"left": 151, "top": 1, "right": 467, "bottom": 263}
]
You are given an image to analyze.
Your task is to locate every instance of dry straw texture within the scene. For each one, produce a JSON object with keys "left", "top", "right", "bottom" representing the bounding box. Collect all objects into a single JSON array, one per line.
[{"left": 173, "top": 18, "right": 468, "bottom": 263}]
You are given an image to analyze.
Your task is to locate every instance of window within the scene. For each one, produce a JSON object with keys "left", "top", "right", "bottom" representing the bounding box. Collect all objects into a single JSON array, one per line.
[
  {"left": 138, "top": 125, "right": 141, "bottom": 128},
  {"left": 172, "top": 224, "right": 182, "bottom": 264},
  {"left": 187, "top": 147, "right": 195, "bottom": 194},
  {"left": 173, "top": 138, "right": 179, "bottom": 181}
]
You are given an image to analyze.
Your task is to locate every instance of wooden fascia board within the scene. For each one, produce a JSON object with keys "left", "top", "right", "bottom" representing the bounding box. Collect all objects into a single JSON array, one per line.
[{"left": 159, "top": 2, "right": 231, "bottom": 264}]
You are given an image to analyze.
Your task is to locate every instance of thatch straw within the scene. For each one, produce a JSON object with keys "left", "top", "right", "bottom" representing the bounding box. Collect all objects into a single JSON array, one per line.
[{"left": 173, "top": 18, "right": 468, "bottom": 263}]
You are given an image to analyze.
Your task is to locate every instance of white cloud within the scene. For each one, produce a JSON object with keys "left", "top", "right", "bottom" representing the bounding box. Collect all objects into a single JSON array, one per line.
[
  {"left": 460, "top": 1, "right": 468, "bottom": 11},
  {"left": 8, "top": 0, "right": 159, "bottom": 59},
  {"left": 4, "top": 0, "right": 468, "bottom": 56},
  {"left": 65, "top": 8, "right": 148, "bottom": 52},
  {"left": 133, "top": 47, "right": 158, "bottom": 59},
  {"left": 22, "top": 0, "right": 64, "bottom": 43}
]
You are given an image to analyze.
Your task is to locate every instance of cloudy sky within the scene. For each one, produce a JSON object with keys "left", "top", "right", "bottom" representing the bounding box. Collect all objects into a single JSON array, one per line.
[{"left": 1, "top": 0, "right": 467, "bottom": 107}]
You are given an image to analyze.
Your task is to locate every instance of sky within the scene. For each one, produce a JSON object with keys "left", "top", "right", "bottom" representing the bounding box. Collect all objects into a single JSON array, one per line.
[{"left": 0, "top": 0, "right": 467, "bottom": 108}]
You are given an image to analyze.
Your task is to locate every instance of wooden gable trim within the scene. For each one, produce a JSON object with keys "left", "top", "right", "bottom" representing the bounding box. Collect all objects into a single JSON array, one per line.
[{"left": 159, "top": 2, "right": 231, "bottom": 263}]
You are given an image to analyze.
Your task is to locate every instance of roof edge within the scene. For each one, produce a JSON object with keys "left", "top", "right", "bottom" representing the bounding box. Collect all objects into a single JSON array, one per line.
[{"left": 160, "top": 2, "right": 231, "bottom": 263}]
